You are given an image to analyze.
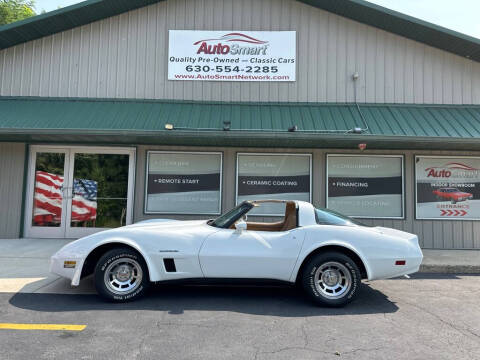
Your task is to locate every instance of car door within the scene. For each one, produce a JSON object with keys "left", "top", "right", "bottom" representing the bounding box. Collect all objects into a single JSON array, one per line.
[{"left": 198, "top": 227, "right": 304, "bottom": 281}]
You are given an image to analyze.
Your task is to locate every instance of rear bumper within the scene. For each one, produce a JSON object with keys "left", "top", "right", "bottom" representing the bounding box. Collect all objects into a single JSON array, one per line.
[{"left": 367, "top": 255, "right": 423, "bottom": 280}]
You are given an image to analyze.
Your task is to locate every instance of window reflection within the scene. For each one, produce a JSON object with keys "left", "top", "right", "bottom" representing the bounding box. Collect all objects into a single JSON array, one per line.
[
  {"left": 71, "top": 153, "right": 129, "bottom": 228},
  {"left": 32, "top": 153, "right": 65, "bottom": 227}
]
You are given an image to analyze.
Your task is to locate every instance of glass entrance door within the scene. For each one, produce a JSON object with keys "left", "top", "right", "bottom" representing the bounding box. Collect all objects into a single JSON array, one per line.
[
  {"left": 27, "top": 149, "right": 70, "bottom": 238},
  {"left": 25, "top": 146, "right": 135, "bottom": 239}
]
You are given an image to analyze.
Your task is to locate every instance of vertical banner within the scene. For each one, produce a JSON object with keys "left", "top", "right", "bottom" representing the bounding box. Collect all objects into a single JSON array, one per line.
[
  {"left": 145, "top": 152, "right": 222, "bottom": 214},
  {"left": 415, "top": 156, "right": 480, "bottom": 220},
  {"left": 236, "top": 153, "right": 311, "bottom": 215},
  {"left": 327, "top": 155, "right": 404, "bottom": 218}
]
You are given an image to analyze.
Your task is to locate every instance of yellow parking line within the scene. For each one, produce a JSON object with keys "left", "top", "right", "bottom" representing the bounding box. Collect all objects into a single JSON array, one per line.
[{"left": 0, "top": 323, "right": 86, "bottom": 331}]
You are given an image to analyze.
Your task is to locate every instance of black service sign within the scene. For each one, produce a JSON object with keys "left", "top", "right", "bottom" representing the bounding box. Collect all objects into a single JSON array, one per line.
[
  {"left": 327, "top": 155, "right": 404, "bottom": 218},
  {"left": 236, "top": 154, "right": 311, "bottom": 215},
  {"left": 146, "top": 152, "right": 222, "bottom": 214}
]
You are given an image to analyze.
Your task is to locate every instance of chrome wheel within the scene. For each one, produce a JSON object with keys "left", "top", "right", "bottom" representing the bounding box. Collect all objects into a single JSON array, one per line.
[
  {"left": 313, "top": 261, "right": 352, "bottom": 299},
  {"left": 104, "top": 257, "right": 143, "bottom": 295}
]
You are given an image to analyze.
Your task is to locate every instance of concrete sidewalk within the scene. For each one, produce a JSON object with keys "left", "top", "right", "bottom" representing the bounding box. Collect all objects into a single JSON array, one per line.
[
  {"left": 0, "top": 238, "right": 478, "bottom": 294},
  {"left": 420, "top": 249, "right": 480, "bottom": 273},
  {"left": 0, "top": 238, "right": 94, "bottom": 294}
]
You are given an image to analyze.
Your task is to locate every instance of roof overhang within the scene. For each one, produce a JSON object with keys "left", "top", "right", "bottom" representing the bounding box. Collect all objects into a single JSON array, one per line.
[
  {"left": 2, "top": 128, "right": 480, "bottom": 151},
  {"left": 1, "top": 97, "right": 479, "bottom": 150}
]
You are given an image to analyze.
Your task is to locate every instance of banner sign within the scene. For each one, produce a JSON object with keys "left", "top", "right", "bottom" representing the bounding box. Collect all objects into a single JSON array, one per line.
[
  {"left": 236, "top": 153, "right": 311, "bottom": 215},
  {"left": 327, "top": 155, "right": 404, "bottom": 218},
  {"left": 168, "top": 30, "right": 296, "bottom": 82},
  {"left": 415, "top": 156, "right": 480, "bottom": 220},
  {"left": 145, "top": 152, "right": 222, "bottom": 214}
]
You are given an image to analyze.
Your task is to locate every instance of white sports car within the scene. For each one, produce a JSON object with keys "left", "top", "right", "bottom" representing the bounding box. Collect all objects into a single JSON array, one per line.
[{"left": 51, "top": 200, "right": 423, "bottom": 306}]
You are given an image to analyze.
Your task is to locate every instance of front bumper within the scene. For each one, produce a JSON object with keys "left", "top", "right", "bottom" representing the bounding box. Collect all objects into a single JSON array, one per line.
[{"left": 50, "top": 254, "right": 85, "bottom": 286}]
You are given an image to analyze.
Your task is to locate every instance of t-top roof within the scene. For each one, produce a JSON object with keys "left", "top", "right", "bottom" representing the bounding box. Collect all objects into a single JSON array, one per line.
[{"left": 0, "top": 0, "right": 479, "bottom": 62}]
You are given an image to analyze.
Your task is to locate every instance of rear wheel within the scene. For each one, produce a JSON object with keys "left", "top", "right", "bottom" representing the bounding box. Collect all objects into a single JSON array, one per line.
[
  {"left": 301, "top": 252, "right": 360, "bottom": 307},
  {"left": 94, "top": 248, "right": 149, "bottom": 302}
]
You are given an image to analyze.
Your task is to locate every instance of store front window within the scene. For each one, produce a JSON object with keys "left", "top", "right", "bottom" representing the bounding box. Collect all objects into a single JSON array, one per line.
[
  {"left": 26, "top": 146, "right": 135, "bottom": 239},
  {"left": 236, "top": 153, "right": 312, "bottom": 216},
  {"left": 145, "top": 151, "right": 223, "bottom": 215}
]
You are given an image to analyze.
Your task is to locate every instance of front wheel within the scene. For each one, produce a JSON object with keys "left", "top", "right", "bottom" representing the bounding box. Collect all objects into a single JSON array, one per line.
[
  {"left": 301, "top": 252, "right": 361, "bottom": 307},
  {"left": 94, "top": 248, "right": 149, "bottom": 302}
]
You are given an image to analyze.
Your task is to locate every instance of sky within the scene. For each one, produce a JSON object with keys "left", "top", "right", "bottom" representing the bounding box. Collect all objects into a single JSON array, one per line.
[{"left": 34, "top": 0, "right": 480, "bottom": 40}]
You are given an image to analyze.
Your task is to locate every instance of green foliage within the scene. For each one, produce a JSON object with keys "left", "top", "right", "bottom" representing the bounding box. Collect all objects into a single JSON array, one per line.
[{"left": 0, "top": 0, "right": 36, "bottom": 26}]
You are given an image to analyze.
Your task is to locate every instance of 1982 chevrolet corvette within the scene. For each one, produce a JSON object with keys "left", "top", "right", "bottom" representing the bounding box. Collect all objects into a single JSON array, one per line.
[{"left": 51, "top": 200, "right": 423, "bottom": 306}]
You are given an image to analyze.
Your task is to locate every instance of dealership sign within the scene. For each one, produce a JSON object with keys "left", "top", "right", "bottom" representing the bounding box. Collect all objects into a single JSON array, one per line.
[
  {"left": 168, "top": 30, "right": 296, "bottom": 81},
  {"left": 415, "top": 156, "right": 480, "bottom": 220},
  {"left": 327, "top": 155, "right": 404, "bottom": 219}
]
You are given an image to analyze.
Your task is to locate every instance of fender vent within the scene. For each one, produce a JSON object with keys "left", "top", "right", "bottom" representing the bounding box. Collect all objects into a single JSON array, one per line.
[{"left": 163, "top": 258, "right": 177, "bottom": 272}]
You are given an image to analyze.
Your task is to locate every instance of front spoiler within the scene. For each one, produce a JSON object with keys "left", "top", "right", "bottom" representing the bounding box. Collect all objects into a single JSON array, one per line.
[{"left": 50, "top": 255, "right": 85, "bottom": 286}]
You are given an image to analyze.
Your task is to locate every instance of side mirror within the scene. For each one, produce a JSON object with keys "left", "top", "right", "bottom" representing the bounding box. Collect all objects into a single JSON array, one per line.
[{"left": 234, "top": 220, "right": 247, "bottom": 233}]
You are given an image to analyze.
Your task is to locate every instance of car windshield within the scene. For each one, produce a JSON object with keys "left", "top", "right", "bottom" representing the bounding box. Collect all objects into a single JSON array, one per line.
[
  {"left": 314, "top": 208, "right": 371, "bottom": 227},
  {"left": 209, "top": 202, "right": 254, "bottom": 229}
]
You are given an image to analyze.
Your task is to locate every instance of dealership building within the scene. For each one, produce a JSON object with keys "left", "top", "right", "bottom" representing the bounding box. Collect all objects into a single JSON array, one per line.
[{"left": 1, "top": 0, "right": 480, "bottom": 249}]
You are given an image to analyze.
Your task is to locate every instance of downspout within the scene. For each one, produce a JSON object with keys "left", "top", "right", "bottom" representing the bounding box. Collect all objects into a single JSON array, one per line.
[{"left": 352, "top": 72, "right": 369, "bottom": 134}]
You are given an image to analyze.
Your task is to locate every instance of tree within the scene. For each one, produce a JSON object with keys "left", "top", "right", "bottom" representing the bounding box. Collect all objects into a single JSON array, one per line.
[{"left": 0, "top": 0, "right": 35, "bottom": 26}]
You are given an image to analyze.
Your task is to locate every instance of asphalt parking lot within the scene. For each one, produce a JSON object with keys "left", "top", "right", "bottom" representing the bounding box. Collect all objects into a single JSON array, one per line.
[{"left": 0, "top": 274, "right": 479, "bottom": 360}]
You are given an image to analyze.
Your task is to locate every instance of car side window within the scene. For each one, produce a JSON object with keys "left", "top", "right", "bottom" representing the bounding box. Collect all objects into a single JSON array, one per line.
[{"left": 314, "top": 208, "right": 371, "bottom": 227}]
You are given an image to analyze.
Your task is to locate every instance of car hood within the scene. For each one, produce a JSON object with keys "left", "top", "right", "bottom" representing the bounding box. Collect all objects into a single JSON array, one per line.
[
  {"left": 126, "top": 219, "right": 207, "bottom": 229},
  {"left": 54, "top": 219, "right": 211, "bottom": 257},
  {"left": 454, "top": 192, "right": 472, "bottom": 196}
]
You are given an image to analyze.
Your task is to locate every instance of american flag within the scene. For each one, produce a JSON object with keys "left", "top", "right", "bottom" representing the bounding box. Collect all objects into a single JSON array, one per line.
[
  {"left": 33, "top": 171, "right": 63, "bottom": 225},
  {"left": 72, "top": 178, "right": 98, "bottom": 223},
  {"left": 33, "top": 171, "right": 97, "bottom": 225}
]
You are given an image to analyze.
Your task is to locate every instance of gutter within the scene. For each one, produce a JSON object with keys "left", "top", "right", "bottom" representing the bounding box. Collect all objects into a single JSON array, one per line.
[{"left": 1, "top": 128, "right": 480, "bottom": 150}]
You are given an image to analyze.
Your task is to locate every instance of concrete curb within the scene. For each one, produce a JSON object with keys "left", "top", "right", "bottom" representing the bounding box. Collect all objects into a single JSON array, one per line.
[{"left": 419, "top": 264, "right": 480, "bottom": 274}]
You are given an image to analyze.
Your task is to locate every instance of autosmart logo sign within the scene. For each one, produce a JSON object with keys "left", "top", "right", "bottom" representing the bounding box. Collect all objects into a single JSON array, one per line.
[
  {"left": 425, "top": 162, "right": 480, "bottom": 178},
  {"left": 194, "top": 32, "right": 269, "bottom": 55},
  {"left": 415, "top": 156, "right": 480, "bottom": 220},
  {"left": 168, "top": 30, "right": 296, "bottom": 82}
]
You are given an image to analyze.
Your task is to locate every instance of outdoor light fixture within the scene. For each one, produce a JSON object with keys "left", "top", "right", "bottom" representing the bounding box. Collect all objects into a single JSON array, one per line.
[
  {"left": 288, "top": 125, "right": 297, "bottom": 132},
  {"left": 352, "top": 127, "right": 363, "bottom": 134},
  {"left": 223, "top": 121, "right": 231, "bottom": 131},
  {"left": 165, "top": 123, "right": 174, "bottom": 130}
]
